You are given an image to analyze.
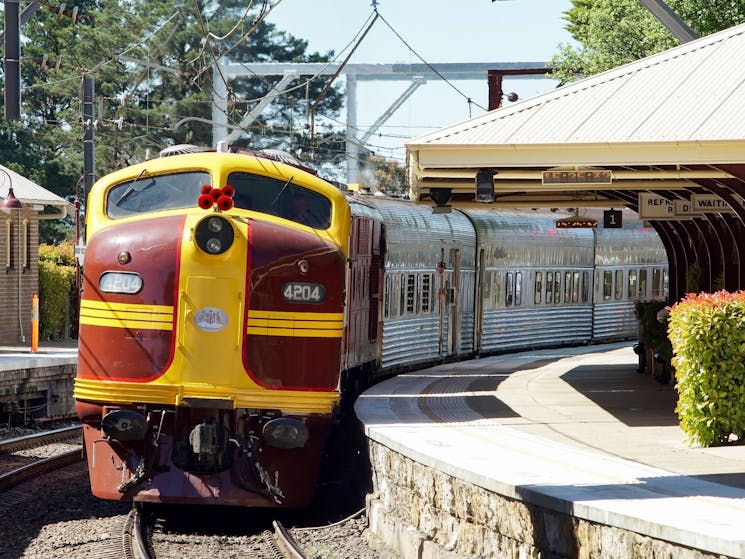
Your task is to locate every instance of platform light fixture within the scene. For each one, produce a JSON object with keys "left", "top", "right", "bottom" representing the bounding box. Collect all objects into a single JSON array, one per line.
[
  {"left": 0, "top": 186, "right": 23, "bottom": 210},
  {"left": 475, "top": 169, "right": 495, "bottom": 203},
  {"left": 430, "top": 187, "right": 453, "bottom": 214}
]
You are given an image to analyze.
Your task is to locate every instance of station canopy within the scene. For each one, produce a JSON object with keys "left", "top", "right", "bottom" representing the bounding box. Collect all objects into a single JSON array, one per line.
[{"left": 406, "top": 22, "right": 745, "bottom": 213}]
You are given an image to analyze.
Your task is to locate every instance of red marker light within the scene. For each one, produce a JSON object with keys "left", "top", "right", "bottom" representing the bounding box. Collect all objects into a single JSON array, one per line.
[
  {"left": 217, "top": 195, "right": 233, "bottom": 212},
  {"left": 198, "top": 194, "right": 214, "bottom": 209},
  {"left": 201, "top": 184, "right": 213, "bottom": 195},
  {"left": 221, "top": 185, "right": 235, "bottom": 198}
]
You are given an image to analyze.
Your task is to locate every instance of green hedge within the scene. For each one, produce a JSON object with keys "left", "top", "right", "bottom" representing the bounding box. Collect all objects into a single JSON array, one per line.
[
  {"left": 38, "top": 242, "right": 77, "bottom": 340},
  {"left": 668, "top": 291, "right": 745, "bottom": 446}
]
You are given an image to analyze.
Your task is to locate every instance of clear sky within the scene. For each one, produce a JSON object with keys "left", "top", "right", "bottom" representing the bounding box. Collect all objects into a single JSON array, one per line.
[{"left": 267, "top": 0, "right": 575, "bottom": 163}]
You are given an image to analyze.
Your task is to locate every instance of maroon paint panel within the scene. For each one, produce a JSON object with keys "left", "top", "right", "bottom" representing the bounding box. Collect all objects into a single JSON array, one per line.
[
  {"left": 81, "top": 411, "right": 331, "bottom": 507},
  {"left": 78, "top": 215, "right": 184, "bottom": 381},
  {"left": 245, "top": 220, "right": 345, "bottom": 390}
]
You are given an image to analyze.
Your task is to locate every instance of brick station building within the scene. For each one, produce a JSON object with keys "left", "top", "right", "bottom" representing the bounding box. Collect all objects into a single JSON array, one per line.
[{"left": 0, "top": 164, "right": 72, "bottom": 345}]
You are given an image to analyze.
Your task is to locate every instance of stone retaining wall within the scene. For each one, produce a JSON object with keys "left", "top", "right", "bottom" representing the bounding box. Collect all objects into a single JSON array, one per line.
[
  {"left": 365, "top": 441, "right": 726, "bottom": 559},
  {"left": 0, "top": 363, "right": 76, "bottom": 419}
]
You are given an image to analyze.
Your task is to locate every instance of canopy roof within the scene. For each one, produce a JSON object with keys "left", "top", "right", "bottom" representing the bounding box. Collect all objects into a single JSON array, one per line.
[{"left": 406, "top": 22, "right": 745, "bottom": 208}]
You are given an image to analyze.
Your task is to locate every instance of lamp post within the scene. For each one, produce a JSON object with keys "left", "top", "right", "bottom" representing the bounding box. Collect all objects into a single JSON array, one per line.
[{"left": 1, "top": 170, "right": 25, "bottom": 342}]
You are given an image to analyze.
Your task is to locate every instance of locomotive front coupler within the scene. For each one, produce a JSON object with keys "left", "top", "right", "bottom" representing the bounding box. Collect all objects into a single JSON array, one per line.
[{"left": 117, "top": 409, "right": 170, "bottom": 493}]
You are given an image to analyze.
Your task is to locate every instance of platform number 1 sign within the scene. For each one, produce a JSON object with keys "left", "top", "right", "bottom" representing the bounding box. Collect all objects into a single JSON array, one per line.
[{"left": 603, "top": 210, "right": 622, "bottom": 228}]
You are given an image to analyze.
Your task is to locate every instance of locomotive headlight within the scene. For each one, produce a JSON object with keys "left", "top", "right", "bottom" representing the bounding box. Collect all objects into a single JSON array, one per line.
[
  {"left": 262, "top": 417, "right": 309, "bottom": 449},
  {"left": 195, "top": 215, "right": 234, "bottom": 255},
  {"left": 207, "top": 216, "right": 224, "bottom": 233},
  {"left": 206, "top": 237, "right": 223, "bottom": 253}
]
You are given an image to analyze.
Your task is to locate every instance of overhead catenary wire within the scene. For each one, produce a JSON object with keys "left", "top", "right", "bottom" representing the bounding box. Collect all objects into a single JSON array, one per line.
[
  {"left": 372, "top": 5, "right": 487, "bottom": 113},
  {"left": 308, "top": 10, "right": 379, "bottom": 146}
]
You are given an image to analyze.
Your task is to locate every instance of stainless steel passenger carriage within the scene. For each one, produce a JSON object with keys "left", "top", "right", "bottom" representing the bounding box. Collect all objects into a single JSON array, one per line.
[
  {"left": 592, "top": 217, "right": 669, "bottom": 340},
  {"left": 372, "top": 199, "right": 476, "bottom": 369},
  {"left": 463, "top": 210, "right": 596, "bottom": 353}
]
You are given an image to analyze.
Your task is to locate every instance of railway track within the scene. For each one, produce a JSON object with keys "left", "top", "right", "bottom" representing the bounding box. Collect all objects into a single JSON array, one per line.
[
  {"left": 0, "top": 424, "right": 82, "bottom": 478},
  {"left": 0, "top": 427, "right": 364, "bottom": 558},
  {"left": 126, "top": 505, "right": 311, "bottom": 559},
  {"left": 0, "top": 424, "right": 81, "bottom": 453}
]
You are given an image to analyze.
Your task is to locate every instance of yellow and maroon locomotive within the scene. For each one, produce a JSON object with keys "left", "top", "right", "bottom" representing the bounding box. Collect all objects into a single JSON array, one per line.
[{"left": 74, "top": 145, "right": 379, "bottom": 507}]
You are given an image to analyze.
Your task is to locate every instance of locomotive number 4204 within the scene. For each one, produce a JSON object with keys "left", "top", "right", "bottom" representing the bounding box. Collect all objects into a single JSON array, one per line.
[{"left": 282, "top": 282, "right": 326, "bottom": 303}]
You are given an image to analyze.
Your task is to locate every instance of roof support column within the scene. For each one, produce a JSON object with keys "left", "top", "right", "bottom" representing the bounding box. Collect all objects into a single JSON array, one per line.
[{"left": 346, "top": 73, "right": 359, "bottom": 184}]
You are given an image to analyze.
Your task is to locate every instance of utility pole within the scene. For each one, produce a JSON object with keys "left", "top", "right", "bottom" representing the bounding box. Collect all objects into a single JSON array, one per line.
[
  {"left": 82, "top": 77, "right": 95, "bottom": 193},
  {"left": 3, "top": 0, "right": 21, "bottom": 120}
]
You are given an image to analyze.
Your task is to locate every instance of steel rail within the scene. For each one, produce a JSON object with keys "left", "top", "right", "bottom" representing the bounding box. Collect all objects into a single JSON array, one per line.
[
  {"left": 273, "top": 521, "right": 310, "bottom": 559},
  {"left": 0, "top": 425, "right": 82, "bottom": 453},
  {"left": 0, "top": 448, "right": 82, "bottom": 490}
]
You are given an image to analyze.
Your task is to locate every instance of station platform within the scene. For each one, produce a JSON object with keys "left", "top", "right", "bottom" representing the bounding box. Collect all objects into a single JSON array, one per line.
[
  {"left": 0, "top": 340, "right": 78, "bottom": 372},
  {"left": 355, "top": 342, "right": 745, "bottom": 559}
]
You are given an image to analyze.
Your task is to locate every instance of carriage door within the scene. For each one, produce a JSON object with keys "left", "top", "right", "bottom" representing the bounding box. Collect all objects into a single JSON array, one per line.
[
  {"left": 447, "top": 248, "right": 461, "bottom": 355},
  {"left": 438, "top": 247, "right": 461, "bottom": 356},
  {"left": 474, "top": 248, "right": 484, "bottom": 354}
]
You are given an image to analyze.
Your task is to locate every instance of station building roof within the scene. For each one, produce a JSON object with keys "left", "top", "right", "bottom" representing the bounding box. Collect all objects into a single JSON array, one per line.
[
  {"left": 1, "top": 163, "right": 71, "bottom": 217},
  {"left": 406, "top": 22, "right": 745, "bottom": 209}
]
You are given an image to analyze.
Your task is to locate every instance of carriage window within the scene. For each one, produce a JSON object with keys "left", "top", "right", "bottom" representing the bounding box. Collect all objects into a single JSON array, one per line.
[
  {"left": 572, "top": 272, "right": 580, "bottom": 303},
  {"left": 398, "top": 274, "right": 406, "bottom": 316},
  {"left": 494, "top": 272, "right": 503, "bottom": 309},
  {"left": 422, "top": 274, "right": 431, "bottom": 313},
  {"left": 535, "top": 272, "right": 542, "bottom": 304},
  {"left": 564, "top": 272, "right": 572, "bottom": 303},
  {"left": 615, "top": 270, "right": 623, "bottom": 300},
  {"left": 639, "top": 269, "right": 648, "bottom": 299},
  {"left": 515, "top": 272, "right": 522, "bottom": 305},
  {"left": 545, "top": 272, "right": 553, "bottom": 304},
  {"left": 581, "top": 272, "right": 590, "bottom": 303},
  {"left": 652, "top": 268, "right": 662, "bottom": 298},
  {"left": 553, "top": 271, "right": 561, "bottom": 304},
  {"left": 628, "top": 269, "right": 638, "bottom": 299},
  {"left": 603, "top": 271, "right": 612, "bottom": 301},
  {"left": 506, "top": 272, "right": 514, "bottom": 306},
  {"left": 406, "top": 274, "right": 416, "bottom": 313}
]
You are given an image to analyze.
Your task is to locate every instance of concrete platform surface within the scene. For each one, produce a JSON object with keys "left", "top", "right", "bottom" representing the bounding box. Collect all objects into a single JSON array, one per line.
[
  {"left": 355, "top": 342, "right": 745, "bottom": 558},
  {"left": 0, "top": 340, "right": 78, "bottom": 372}
]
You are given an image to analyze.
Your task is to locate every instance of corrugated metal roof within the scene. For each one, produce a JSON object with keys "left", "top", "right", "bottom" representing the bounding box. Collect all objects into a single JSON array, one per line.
[
  {"left": 0, "top": 163, "right": 70, "bottom": 207},
  {"left": 408, "top": 22, "right": 745, "bottom": 147}
]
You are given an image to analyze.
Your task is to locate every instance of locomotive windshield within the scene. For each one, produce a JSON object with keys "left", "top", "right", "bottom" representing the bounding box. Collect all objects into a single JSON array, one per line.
[
  {"left": 107, "top": 170, "right": 211, "bottom": 218},
  {"left": 228, "top": 171, "right": 332, "bottom": 229},
  {"left": 105, "top": 168, "right": 332, "bottom": 229}
]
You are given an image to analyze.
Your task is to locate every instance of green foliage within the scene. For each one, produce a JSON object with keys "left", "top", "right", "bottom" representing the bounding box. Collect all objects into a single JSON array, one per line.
[
  {"left": 668, "top": 291, "right": 745, "bottom": 446},
  {"left": 3, "top": 0, "right": 346, "bottom": 237},
  {"left": 553, "top": 0, "right": 745, "bottom": 83},
  {"left": 361, "top": 156, "right": 407, "bottom": 196},
  {"left": 38, "top": 243, "right": 77, "bottom": 340}
]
